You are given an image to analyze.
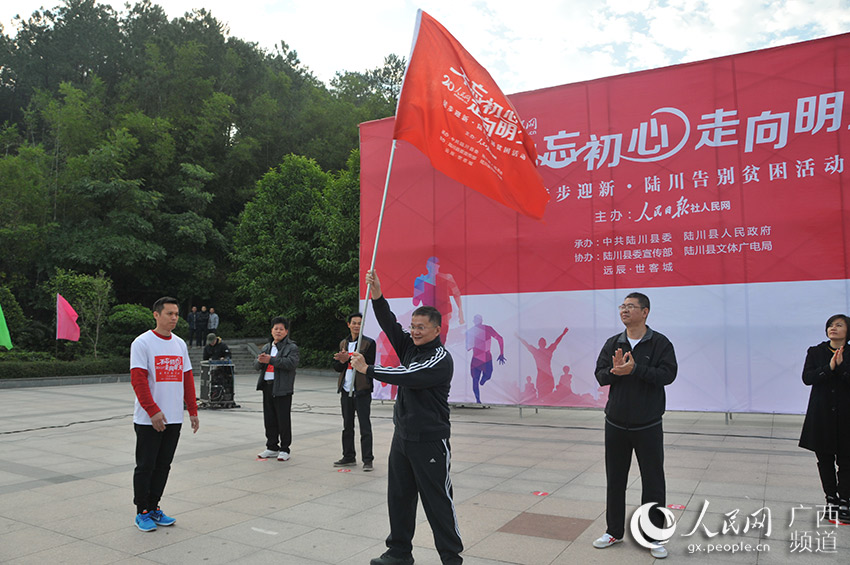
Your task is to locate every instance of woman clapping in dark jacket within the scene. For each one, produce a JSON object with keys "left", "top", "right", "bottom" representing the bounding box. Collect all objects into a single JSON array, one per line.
[{"left": 799, "top": 314, "right": 850, "bottom": 523}]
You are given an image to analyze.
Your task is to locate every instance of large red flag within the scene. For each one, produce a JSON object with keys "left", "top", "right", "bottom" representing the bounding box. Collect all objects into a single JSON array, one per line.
[
  {"left": 56, "top": 293, "right": 80, "bottom": 341},
  {"left": 393, "top": 10, "right": 550, "bottom": 220}
]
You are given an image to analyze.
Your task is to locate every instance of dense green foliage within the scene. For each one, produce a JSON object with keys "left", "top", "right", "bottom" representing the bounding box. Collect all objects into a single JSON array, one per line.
[
  {"left": 0, "top": 0, "right": 402, "bottom": 362},
  {"left": 232, "top": 154, "right": 359, "bottom": 338}
]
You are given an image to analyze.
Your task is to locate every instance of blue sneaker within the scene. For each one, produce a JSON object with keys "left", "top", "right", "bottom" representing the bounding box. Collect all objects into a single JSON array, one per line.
[
  {"left": 149, "top": 507, "right": 176, "bottom": 526},
  {"left": 135, "top": 512, "right": 157, "bottom": 532}
]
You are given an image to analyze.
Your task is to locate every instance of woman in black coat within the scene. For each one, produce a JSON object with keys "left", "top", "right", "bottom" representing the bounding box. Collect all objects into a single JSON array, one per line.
[{"left": 799, "top": 314, "right": 850, "bottom": 522}]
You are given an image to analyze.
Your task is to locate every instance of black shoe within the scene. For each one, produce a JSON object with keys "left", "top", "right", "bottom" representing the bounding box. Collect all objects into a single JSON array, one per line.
[
  {"left": 363, "top": 461, "right": 374, "bottom": 472},
  {"left": 825, "top": 495, "right": 840, "bottom": 521},
  {"left": 333, "top": 458, "right": 356, "bottom": 467},
  {"left": 370, "top": 553, "right": 414, "bottom": 565},
  {"left": 838, "top": 499, "right": 850, "bottom": 524}
]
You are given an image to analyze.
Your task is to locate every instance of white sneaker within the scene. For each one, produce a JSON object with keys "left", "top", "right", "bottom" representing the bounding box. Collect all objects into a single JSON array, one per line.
[
  {"left": 257, "top": 449, "right": 278, "bottom": 458},
  {"left": 277, "top": 451, "right": 290, "bottom": 461},
  {"left": 650, "top": 544, "right": 668, "bottom": 559},
  {"left": 593, "top": 533, "right": 622, "bottom": 548}
]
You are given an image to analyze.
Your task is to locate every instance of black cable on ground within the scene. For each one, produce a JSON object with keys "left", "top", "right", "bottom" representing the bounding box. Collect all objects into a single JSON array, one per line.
[
  {"left": 0, "top": 414, "right": 132, "bottom": 435},
  {"left": 0, "top": 406, "right": 798, "bottom": 443}
]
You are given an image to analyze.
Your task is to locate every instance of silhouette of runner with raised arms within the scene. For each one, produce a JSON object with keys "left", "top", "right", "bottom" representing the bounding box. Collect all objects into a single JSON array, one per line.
[{"left": 516, "top": 327, "right": 569, "bottom": 398}]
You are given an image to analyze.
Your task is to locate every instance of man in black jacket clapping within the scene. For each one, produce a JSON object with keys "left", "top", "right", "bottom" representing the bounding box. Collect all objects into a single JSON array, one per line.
[{"left": 592, "top": 292, "right": 677, "bottom": 559}]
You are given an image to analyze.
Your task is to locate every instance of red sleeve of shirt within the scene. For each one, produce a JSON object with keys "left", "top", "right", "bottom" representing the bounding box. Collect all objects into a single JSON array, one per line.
[
  {"left": 183, "top": 370, "right": 198, "bottom": 416},
  {"left": 131, "top": 367, "right": 161, "bottom": 417}
]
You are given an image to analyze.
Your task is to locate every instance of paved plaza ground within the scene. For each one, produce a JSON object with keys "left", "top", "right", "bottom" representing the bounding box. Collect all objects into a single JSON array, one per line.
[{"left": 0, "top": 371, "right": 844, "bottom": 563}]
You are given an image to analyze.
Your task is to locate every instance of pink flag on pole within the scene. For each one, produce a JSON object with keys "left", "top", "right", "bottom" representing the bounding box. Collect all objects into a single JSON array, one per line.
[{"left": 56, "top": 293, "right": 81, "bottom": 341}]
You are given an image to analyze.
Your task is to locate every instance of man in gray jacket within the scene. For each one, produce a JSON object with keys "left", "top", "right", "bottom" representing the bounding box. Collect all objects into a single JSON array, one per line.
[{"left": 255, "top": 316, "right": 299, "bottom": 461}]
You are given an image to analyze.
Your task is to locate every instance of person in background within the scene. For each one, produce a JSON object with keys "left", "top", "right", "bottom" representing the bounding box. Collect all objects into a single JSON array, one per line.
[
  {"left": 331, "top": 312, "right": 376, "bottom": 471},
  {"left": 186, "top": 306, "right": 198, "bottom": 347},
  {"left": 255, "top": 316, "right": 299, "bottom": 462},
  {"left": 203, "top": 333, "right": 231, "bottom": 361},
  {"left": 799, "top": 314, "right": 850, "bottom": 523},
  {"left": 195, "top": 306, "right": 210, "bottom": 350},
  {"left": 208, "top": 307, "right": 220, "bottom": 333}
]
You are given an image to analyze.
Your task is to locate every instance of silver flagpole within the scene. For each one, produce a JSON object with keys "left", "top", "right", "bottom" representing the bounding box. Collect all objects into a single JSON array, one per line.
[{"left": 352, "top": 139, "right": 398, "bottom": 394}]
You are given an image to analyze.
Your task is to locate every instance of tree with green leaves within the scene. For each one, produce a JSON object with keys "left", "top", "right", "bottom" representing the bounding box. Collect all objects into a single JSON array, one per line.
[
  {"left": 232, "top": 154, "right": 328, "bottom": 336},
  {"left": 231, "top": 152, "right": 361, "bottom": 360},
  {"left": 308, "top": 150, "right": 361, "bottom": 323},
  {"left": 0, "top": 1, "right": 406, "bottom": 360}
]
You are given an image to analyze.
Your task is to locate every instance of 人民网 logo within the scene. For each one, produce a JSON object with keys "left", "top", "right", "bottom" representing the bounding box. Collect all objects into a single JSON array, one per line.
[{"left": 630, "top": 502, "right": 677, "bottom": 548}]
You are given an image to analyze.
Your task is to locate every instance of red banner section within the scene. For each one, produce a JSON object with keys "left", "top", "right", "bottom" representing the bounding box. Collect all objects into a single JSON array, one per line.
[
  {"left": 393, "top": 10, "right": 549, "bottom": 219},
  {"left": 362, "top": 34, "right": 850, "bottom": 299}
]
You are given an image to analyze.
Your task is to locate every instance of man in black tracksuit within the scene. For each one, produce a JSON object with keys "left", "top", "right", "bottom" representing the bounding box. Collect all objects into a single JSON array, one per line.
[
  {"left": 351, "top": 270, "right": 463, "bottom": 565},
  {"left": 593, "top": 292, "right": 677, "bottom": 559}
]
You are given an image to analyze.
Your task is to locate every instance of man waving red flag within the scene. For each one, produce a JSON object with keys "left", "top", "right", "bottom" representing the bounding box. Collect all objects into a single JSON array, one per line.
[{"left": 393, "top": 10, "right": 550, "bottom": 220}]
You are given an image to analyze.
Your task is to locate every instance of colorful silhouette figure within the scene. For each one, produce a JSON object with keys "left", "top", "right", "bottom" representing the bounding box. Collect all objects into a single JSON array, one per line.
[
  {"left": 413, "top": 256, "right": 464, "bottom": 342},
  {"left": 465, "top": 314, "right": 506, "bottom": 403},
  {"left": 376, "top": 331, "right": 400, "bottom": 399},
  {"left": 516, "top": 327, "right": 569, "bottom": 398},
  {"left": 523, "top": 376, "right": 538, "bottom": 403},
  {"left": 554, "top": 365, "right": 608, "bottom": 406}
]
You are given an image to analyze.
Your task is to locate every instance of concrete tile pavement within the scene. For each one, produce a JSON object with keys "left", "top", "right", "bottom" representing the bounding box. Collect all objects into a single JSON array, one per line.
[{"left": 0, "top": 372, "right": 844, "bottom": 564}]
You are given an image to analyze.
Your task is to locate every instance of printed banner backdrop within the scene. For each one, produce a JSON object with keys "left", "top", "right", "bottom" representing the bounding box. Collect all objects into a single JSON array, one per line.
[{"left": 360, "top": 33, "right": 850, "bottom": 413}]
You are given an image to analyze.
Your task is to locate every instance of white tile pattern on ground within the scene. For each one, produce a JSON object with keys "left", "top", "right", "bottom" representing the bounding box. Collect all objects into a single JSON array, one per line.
[{"left": 0, "top": 372, "right": 843, "bottom": 564}]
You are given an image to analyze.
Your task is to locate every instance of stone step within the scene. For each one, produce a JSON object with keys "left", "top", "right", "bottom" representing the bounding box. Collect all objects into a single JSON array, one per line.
[{"left": 187, "top": 342, "right": 264, "bottom": 376}]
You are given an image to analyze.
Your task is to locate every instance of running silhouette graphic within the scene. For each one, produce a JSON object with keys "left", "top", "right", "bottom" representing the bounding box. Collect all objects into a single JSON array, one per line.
[
  {"left": 413, "top": 256, "right": 464, "bottom": 342},
  {"left": 465, "top": 315, "right": 506, "bottom": 403}
]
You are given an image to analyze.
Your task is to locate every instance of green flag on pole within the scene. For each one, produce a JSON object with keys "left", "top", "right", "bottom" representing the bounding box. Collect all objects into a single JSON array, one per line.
[{"left": 0, "top": 302, "right": 12, "bottom": 349}]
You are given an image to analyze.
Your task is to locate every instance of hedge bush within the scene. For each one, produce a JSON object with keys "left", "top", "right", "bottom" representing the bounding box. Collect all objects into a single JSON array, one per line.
[
  {"left": 98, "top": 303, "right": 194, "bottom": 357},
  {"left": 107, "top": 303, "right": 155, "bottom": 336},
  {"left": 298, "top": 347, "right": 333, "bottom": 369},
  {"left": 0, "top": 356, "right": 128, "bottom": 379},
  {"left": 0, "top": 350, "right": 55, "bottom": 362}
]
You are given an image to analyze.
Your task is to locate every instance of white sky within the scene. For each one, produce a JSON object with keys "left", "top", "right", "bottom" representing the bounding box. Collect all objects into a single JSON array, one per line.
[{"left": 3, "top": 0, "right": 850, "bottom": 94}]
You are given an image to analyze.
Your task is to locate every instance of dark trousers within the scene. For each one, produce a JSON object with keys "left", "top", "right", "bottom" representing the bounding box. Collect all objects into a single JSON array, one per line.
[
  {"left": 604, "top": 420, "right": 665, "bottom": 539},
  {"left": 262, "top": 382, "right": 292, "bottom": 453},
  {"left": 194, "top": 328, "right": 207, "bottom": 347},
  {"left": 815, "top": 450, "right": 850, "bottom": 500},
  {"left": 340, "top": 392, "right": 373, "bottom": 462},
  {"left": 134, "top": 423, "right": 181, "bottom": 514},
  {"left": 187, "top": 328, "right": 196, "bottom": 345},
  {"left": 385, "top": 434, "right": 463, "bottom": 564}
]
